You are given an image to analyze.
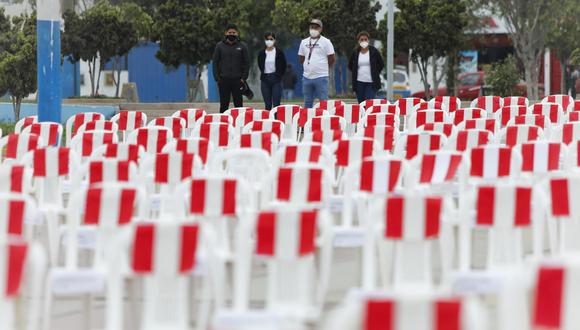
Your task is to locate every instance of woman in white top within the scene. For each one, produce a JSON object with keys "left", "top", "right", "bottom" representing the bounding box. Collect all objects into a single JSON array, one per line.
[
  {"left": 348, "top": 31, "right": 385, "bottom": 104},
  {"left": 257, "top": 32, "right": 287, "bottom": 110}
]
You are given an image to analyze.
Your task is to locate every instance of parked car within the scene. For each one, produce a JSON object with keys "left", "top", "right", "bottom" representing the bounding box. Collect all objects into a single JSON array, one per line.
[
  {"left": 377, "top": 68, "right": 411, "bottom": 100},
  {"left": 412, "top": 71, "right": 544, "bottom": 100}
]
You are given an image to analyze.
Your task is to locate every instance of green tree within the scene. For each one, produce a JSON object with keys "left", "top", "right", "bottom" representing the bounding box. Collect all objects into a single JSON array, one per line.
[
  {"left": 111, "top": 3, "right": 153, "bottom": 97},
  {"left": 485, "top": 55, "right": 521, "bottom": 97},
  {"left": 382, "top": 0, "right": 467, "bottom": 99},
  {"left": 0, "top": 13, "right": 36, "bottom": 121},
  {"left": 62, "top": 1, "right": 136, "bottom": 97},
  {"left": 483, "top": 0, "right": 557, "bottom": 100},
  {"left": 546, "top": 0, "right": 580, "bottom": 94}
]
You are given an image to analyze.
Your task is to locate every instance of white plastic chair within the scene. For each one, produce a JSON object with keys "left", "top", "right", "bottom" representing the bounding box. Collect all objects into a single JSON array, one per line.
[
  {"left": 528, "top": 102, "right": 564, "bottom": 125},
  {"left": 515, "top": 141, "right": 566, "bottom": 175},
  {"left": 292, "top": 108, "right": 329, "bottom": 141},
  {"left": 564, "top": 140, "right": 580, "bottom": 170},
  {"left": 0, "top": 133, "right": 42, "bottom": 163},
  {"left": 195, "top": 113, "right": 234, "bottom": 127},
  {"left": 507, "top": 114, "right": 552, "bottom": 137},
  {"left": 75, "top": 120, "right": 118, "bottom": 136},
  {"left": 470, "top": 95, "right": 503, "bottom": 115},
  {"left": 127, "top": 126, "right": 173, "bottom": 154},
  {"left": 429, "top": 95, "right": 461, "bottom": 112},
  {"left": 497, "top": 124, "right": 544, "bottom": 147},
  {"left": 0, "top": 239, "right": 46, "bottom": 330},
  {"left": 15, "top": 115, "right": 37, "bottom": 133},
  {"left": 406, "top": 110, "right": 447, "bottom": 130},
  {"left": 272, "top": 142, "right": 335, "bottom": 175},
  {"left": 552, "top": 122, "right": 580, "bottom": 145},
  {"left": 232, "top": 132, "right": 279, "bottom": 155},
  {"left": 304, "top": 115, "right": 346, "bottom": 134},
  {"left": 302, "top": 129, "right": 346, "bottom": 145},
  {"left": 415, "top": 122, "right": 456, "bottom": 137},
  {"left": 65, "top": 112, "right": 105, "bottom": 146},
  {"left": 234, "top": 109, "right": 273, "bottom": 129},
  {"left": 90, "top": 142, "right": 145, "bottom": 164},
  {"left": 446, "top": 129, "right": 492, "bottom": 152},
  {"left": 458, "top": 182, "right": 542, "bottom": 271},
  {"left": 193, "top": 123, "right": 234, "bottom": 149},
  {"left": 0, "top": 163, "right": 32, "bottom": 195},
  {"left": 360, "top": 98, "right": 388, "bottom": 111},
  {"left": 358, "top": 113, "right": 400, "bottom": 132},
  {"left": 396, "top": 97, "right": 425, "bottom": 116},
  {"left": 271, "top": 105, "right": 302, "bottom": 141},
  {"left": 567, "top": 100, "right": 580, "bottom": 113},
  {"left": 162, "top": 137, "right": 214, "bottom": 166},
  {"left": 148, "top": 116, "right": 186, "bottom": 139},
  {"left": 333, "top": 104, "right": 365, "bottom": 136},
  {"left": 105, "top": 221, "right": 220, "bottom": 330},
  {"left": 225, "top": 106, "right": 254, "bottom": 122},
  {"left": 322, "top": 290, "right": 486, "bottom": 330},
  {"left": 542, "top": 94, "right": 574, "bottom": 113},
  {"left": 315, "top": 100, "right": 345, "bottom": 112},
  {"left": 21, "top": 122, "right": 63, "bottom": 147},
  {"left": 111, "top": 110, "right": 147, "bottom": 141},
  {"left": 495, "top": 105, "right": 528, "bottom": 127},
  {"left": 456, "top": 118, "right": 500, "bottom": 135},
  {"left": 364, "top": 104, "right": 399, "bottom": 116},
  {"left": 450, "top": 107, "right": 486, "bottom": 125},
  {"left": 172, "top": 108, "right": 206, "bottom": 135},
  {"left": 70, "top": 130, "right": 118, "bottom": 160},
  {"left": 342, "top": 156, "right": 406, "bottom": 228},
  {"left": 79, "top": 158, "right": 140, "bottom": 186},
  {"left": 230, "top": 206, "right": 333, "bottom": 320},
  {"left": 0, "top": 193, "right": 37, "bottom": 241},
  {"left": 140, "top": 152, "right": 204, "bottom": 216},
  {"left": 406, "top": 150, "right": 464, "bottom": 190},
  {"left": 330, "top": 137, "right": 381, "bottom": 186},
  {"left": 394, "top": 132, "right": 447, "bottom": 160},
  {"left": 356, "top": 125, "right": 398, "bottom": 153},
  {"left": 565, "top": 111, "right": 580, "bottom": 123},
  {"left": 261, "top": 163, "right": 333, "bottom": 209},
  {"left": 364, "top": 193, "right": 453, "bottom": 290},
  {"left": 502, "top": 96, "right": 529, "bottom": 107},
  {"left": 241, "top": 119, "right": 285, "bottom": 141}
]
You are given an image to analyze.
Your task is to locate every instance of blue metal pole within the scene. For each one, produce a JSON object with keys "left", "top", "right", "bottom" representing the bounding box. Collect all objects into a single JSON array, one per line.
[{"left": 37, "top": 0, "right": 62, "bottom": 122}]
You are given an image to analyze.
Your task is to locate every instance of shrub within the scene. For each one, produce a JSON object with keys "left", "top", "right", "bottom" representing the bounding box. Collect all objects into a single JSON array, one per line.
[{"left": 485, "top": 55, "right": 521, "bottom": 97}]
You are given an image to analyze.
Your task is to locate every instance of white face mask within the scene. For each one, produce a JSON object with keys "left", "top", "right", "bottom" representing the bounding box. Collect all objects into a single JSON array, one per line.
[
  {"left": 309, "top": 29, "right": 320, "bottom": 38},
  {"left": 359, "top": 41, "right": 369, "bottom": 49},
  {"left": 265, "top": 40, "right": 275, "bottom": 47}
]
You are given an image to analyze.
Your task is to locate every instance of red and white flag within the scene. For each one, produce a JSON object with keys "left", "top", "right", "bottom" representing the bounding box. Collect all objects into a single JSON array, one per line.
[
  {"left": 131, "top": 222, "right": 200, "bottom": 274},
  {"left": 275, "top": 167, "right": 324, "bottom": 203},
  {"left": 475, "top": 184, "right": 532, "bottom": 227},
  {"left": 469, "top": 146, "right": 514, "bottom": 179},
  {"left": 359, "top": 158, "right": 403, "bottom": 194},
  {"left": 519, "top": 141, "right": 561, "bottom": 173},
  {"left": 255, "top": 210, "right": 317, "bottom": 259},
  {"left": 153, "top": 153, "right": 199, "bottom": 184},
  {"left": 382, "top": 195, "right": 443, "bottom": 240},
  {"left": 281, "top": 144, "right": 323, "bottom": 164},
  {"left": 32, "top": 147, "right": 70, "bottom": 177},
  {"left": 417, "top": 151, "right": 462, "bottom": 184},
  {"left": 83, "top": 186, "right": 138, "bottom": 226}
]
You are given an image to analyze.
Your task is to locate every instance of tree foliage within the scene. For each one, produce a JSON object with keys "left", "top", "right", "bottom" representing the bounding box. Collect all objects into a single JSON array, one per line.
[
  {"left": 485, "top": 55, "right": 521, "bottom": 97},
  {"left": 546, "top": 0, "right": 580, "bottom": 93},
  {"left": 62, "top": 0, "right": 151, "bottom": 97},
  {"left": 483, "top": 0, "right": 556, "bottom": 100},
  {"left": 0, "top": 11, "right": 36, "bottom": 121},
  {"left": 383, "top": 0, "right": 468, "bottom": 99}
]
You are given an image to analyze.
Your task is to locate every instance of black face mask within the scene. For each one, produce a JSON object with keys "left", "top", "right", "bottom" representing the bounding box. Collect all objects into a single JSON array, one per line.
[{"left": 226, "top": 35, "right": 238, "bottom": 42}]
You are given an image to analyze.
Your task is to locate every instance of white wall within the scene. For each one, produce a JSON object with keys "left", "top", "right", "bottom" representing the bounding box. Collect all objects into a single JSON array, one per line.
[{"left": 79, "top": 59, "right": 129, "bottom": 97}]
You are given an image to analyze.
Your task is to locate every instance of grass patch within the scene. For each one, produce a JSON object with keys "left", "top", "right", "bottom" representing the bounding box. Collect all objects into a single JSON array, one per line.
[{"left": 0, "top": 121, "right": 15, "bottom": 135}]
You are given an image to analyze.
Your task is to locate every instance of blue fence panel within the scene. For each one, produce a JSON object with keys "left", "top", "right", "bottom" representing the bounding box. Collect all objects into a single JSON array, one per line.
[
  {"left": 62, "top": 57, "right": 80, "bottom": 98},
  {"left": 128, "top": 43, "right": 189, "bottom": 103},
  {"left": 0, "top": 104, "right": 117, "bottom": 124}
]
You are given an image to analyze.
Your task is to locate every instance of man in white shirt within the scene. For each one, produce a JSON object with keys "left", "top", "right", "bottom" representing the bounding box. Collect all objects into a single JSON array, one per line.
[{"left": 298, "top": 19, "right": 336, "bottom": 108}]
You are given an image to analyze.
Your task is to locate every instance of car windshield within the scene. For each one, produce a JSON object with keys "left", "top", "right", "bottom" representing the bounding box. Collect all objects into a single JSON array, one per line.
[{"left": 460, "top": 74, "right": 479, "bottom": 86}]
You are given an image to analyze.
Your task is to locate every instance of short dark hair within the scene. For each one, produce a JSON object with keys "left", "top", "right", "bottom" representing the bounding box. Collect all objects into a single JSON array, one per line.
[
  {"left": 356, "top": 31, "right": 370, "bottom": 41},
  {"left": 225, "top": 24, "right": 238, "bottom": 32},
  {"left": 264, "top": 32, "right": 276, "bottom": 39}
]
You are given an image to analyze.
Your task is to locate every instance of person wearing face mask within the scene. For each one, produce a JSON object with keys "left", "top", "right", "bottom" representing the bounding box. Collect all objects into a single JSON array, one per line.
[
  {"left": 257, "top": 32, "right": 287, "bottom": 110},
  {"left": 348, "top": 31, "right": 384, "bottom": 103},
  {"left": 212, "top": 24, "right": 250, "bottom": 113},
  {"left": 298, "top": 19, "right": 336, "bottom": 108}
]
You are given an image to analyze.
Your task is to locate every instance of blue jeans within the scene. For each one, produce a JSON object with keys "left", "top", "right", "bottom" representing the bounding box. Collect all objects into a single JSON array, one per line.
[
  {"left": 283, "top": 89, "right": 294, "bottom": 100},
  {"left": 303, "top": 76, "right": 329, "bottom": 108},
  {"left": 261, "top": 74, "right": 282, "bottom": 110},
  {"left": 355, "top": 81, "right": 376, "bottom": 104}
]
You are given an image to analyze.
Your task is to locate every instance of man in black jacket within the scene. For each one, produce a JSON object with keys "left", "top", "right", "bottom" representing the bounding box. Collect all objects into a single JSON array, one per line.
[{"left": 212, "top": 24, "right": 250, "bottom": 113}]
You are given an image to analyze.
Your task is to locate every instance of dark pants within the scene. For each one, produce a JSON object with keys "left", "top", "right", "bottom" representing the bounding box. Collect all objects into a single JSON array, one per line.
[
  {"left": 261, "top": 74, "right": 282, "bottom": 110},
  {"left": 218, "top": 77, "right": 243, "bottom": 113},
  {"left": 355, "top": 81, "right": 376, "bottom": 104}
]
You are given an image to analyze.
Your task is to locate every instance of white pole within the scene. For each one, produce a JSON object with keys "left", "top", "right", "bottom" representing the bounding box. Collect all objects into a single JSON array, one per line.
[
  {"left": 544, "top": 48, "right": 551, "bottom": 97},
  {"left": 386, "top": 0, "right": 394, "bottom": 101}
]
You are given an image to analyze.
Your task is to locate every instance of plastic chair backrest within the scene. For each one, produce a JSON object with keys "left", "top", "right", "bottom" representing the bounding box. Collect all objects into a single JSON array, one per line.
[
  {"left": 127, "top": 127, "right": 173, "bottom": 154},
  {"left": 542, "top": 94, "right": 574, "bottom": 113},
  {"left": 447, "top": 129, "right": 492, "bottom": 152},
  {"left": 22, "top": 122, "right": 63, "bottom": 147},
  {"left": 501, "top": 124, "right": 544, "bottom": 147},
  {"left": 233, "top": 131, "right": 279, "bottom": 155},
  {"left": 502, "top": 96, "right": 529, "bottom": 108},
  {"left": 149, "top": 116, "right": 186, "bottom": 138},
  {"left": 162, "top": 138, "right": 213, "bottom": 165},
  {"left": 357, "top": 125, "right": 398, "bottom": 152},
  {"left": 495, "top": 105, "right": 528, "bottom": 127},
  {"left": 70, "top": 130, "right": 118, "bottom": 159},
  {"left": 14, "top": 116, "right": 37, "bottom": 133},
  {"left": 91, "top": 142, "right": 144, "bottom": 164},
  {"left": 406, "top": 110, "right": 447, "bottom": 130},
  {"left": 394, "top": 132, "right": 446, "bottom": 160},
  {"left": 396, "top": 97, "right": 425, "bottom": 116},
  {"left": 516, "top": 141, "right": 565, "bottom": 174},
  {"left": 242, "top": 119, "right": 285, "bottom": 140},
  {"left": 171, "top": 108, "right": 206, "bottom": 128},
  {"left": 451, "top": 107, "right": 485, "bottom": 125},
  {"left": 528, "top": 102, "right": 564, "bottom": 124},
  {"left": 0, "top": 133, "right": 42, "bottom": 162},
  {"left": 416, "top": 122, "right": 456, "bottom": 137},
  {"left": 66, "top": 112, "right": 105, "bottom": 146},
  {"left": 193, "top": 123, "right": 234, "bottom": 148},
  {"left": 470, "top": 95, "right": 503, "bottom": 114}
]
